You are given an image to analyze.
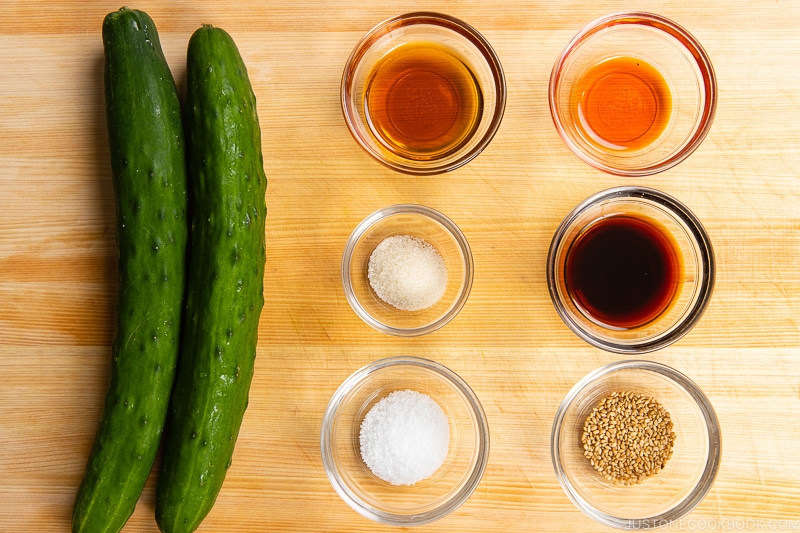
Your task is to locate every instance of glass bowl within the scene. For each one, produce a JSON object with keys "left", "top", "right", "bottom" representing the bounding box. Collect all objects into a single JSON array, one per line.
[
  {"left": 341, "top": 12, "right": 506, "bottom": 175},
  {"left": 320, "top": 356, "right": 490, "bottom": 526},
  {"left": 342, "top": 204, "right": 473, "bottom": 336},
  {"left": 552, "top": 360, "right": 721, "bottom": 529},
  {"left": 549, "top": 12, "right": 717, "bottom": 176},
  {"left": 547, "top": 186, "right": 715, "bottom": 354}
]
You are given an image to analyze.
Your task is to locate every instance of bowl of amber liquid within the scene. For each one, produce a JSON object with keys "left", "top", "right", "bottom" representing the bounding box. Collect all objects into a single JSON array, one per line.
[
  {"left": 549, "top": 12, "right": 717, "bottom": 176},
  {"left": 547, "top": 187, "right": 715, "bottom": 353},
  {"left": 342, "top": 12, "right": 506, "bottom": 175},
  {"left": 552, "top": 360, "right": 721, "bottom": 529}
]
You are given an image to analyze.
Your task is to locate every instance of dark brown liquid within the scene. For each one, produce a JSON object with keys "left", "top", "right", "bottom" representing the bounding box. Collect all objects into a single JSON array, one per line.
[
  {"left": 364, "top": 42, "right": 482, "bottom": 160},
  {"left": 565, "top": 215, "right": 680, "bottom": 329},
  {"left": 573, "top": 57, "right": 672, "bottom": 151}
]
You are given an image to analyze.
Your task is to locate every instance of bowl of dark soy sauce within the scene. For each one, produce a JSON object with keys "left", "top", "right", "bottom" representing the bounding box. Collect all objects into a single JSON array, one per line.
[{"left": 547, "top": 186, "right": 714, "bottom": 353}]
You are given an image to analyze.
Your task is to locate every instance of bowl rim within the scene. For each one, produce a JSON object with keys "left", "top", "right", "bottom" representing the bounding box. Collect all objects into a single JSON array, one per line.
[
  {"left": 548, "top": 11, "right": 717, "bottom": 177},
  {"left": 551, "top": 359, "right": 722, "bottom": 529},
  {"left": 341, "top": 204, "right": 474, "bottom": 337},
  {"left": 341, "top": 11, "right": 507, "bottom": 175},
  {"left": 546, "top": 186, "right": 715, "bottom": 353},
  {"left": 320, "top": 355, "right": 491, "bottom": 526}
]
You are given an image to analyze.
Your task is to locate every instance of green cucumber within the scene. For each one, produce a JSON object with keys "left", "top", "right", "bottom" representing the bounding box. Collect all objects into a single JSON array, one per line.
[
  {"left": 73, "top": 7, "right": 188, "bottom": 533},
  {"left": 155, "top": 25, "right": 267, "bottom": 533}
]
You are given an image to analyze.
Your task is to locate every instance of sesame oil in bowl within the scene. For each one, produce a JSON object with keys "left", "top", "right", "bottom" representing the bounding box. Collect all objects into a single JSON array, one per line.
[
  {"left": 341, "top": 12, "right": 506, "bottom": 174},
  {"left": 364, "top": 41, "right": 483, "bottom": 160}
]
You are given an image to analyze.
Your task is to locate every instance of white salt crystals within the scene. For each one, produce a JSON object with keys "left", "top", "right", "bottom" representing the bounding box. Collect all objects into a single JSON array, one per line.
[
  {"left": 367, "top": 235, "right": 447, "bottom": 311},
  {"left": 359, "top": 390, "right": 450, "bottom": 486}
]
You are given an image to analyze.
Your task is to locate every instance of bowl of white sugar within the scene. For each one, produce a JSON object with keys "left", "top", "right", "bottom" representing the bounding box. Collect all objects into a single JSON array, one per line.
[
  {"left": 320, "top": 356, "right": 489, "bottom": 526},
  {"left": 342, "top": 204, "right": 473, "bottom": 336}
]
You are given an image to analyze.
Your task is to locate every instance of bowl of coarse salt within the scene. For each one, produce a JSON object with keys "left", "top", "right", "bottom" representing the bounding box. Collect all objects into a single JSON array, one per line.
[
  {"left": 320, "top": 356, "right": 489, "bottom": 526},
  {"left": 342, "top": 204, "right": 473, "bottom": 336}
]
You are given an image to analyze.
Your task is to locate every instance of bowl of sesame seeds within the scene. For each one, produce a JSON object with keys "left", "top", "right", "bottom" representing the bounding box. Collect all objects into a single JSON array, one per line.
[{"left": 551, "top": 360, "right": 721, "bottom": 529}]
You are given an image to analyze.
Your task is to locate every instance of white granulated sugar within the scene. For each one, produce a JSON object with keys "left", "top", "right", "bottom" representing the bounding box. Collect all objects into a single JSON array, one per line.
[
  {"left": 359, "top": 389, "right": 450, "bottom": 486},
  {"left": 367, "top": 235, "right": 447, "bottom": 311}
]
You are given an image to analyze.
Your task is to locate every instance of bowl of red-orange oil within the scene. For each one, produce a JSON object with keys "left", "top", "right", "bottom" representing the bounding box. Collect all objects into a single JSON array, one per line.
[
  {"left": 341, "top": 12, "right": 506, "bottom": 175},
  {"left": 549, "top": 12, "right": 717, "bottom": 176},
  {"left": 547, "top": 186, "right": 715, "bottom": 354}
]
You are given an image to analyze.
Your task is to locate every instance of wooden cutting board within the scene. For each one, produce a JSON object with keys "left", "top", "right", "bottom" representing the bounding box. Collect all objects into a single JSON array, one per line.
[{"left": 1, "top": 1, "right": 799, "bottom": 531}]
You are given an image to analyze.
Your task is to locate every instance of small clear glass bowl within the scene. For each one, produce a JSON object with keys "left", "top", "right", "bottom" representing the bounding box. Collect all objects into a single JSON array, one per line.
[
  {"left": 341, "top": 12, "right": 506, "bottom": 175},
  {"left": 321, "top": 356, "right": 490, "bottom": 526},
  {"left": 547, "top": 186, "right": 714, "bottom": 354},
  {"left": 342, "top": 204, "right": 473, "bottom": 336},
  {"left": 552, "top": 360, "right": 721, "bottom": 529},
  {"left": 549, "top": 12, "right": 717, "bottom": 176}
]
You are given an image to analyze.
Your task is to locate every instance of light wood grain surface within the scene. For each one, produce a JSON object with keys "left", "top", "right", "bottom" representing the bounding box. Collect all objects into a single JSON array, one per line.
[{"left": 1, "top": 1, "right": 799, "bottom": 532}]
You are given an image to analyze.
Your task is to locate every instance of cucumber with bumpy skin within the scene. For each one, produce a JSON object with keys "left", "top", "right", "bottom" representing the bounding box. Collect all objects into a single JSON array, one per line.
[
  {"left": 155, "top": 25, "right": 267, "bottom": 533},
  {"left": 72, "top": 7, "right": 187, "bottom": 533}
]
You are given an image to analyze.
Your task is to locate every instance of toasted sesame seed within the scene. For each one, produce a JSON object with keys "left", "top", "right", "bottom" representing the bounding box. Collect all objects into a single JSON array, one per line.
[{"left": 581, "top": 391, "right": 675, "bottom": 485}]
